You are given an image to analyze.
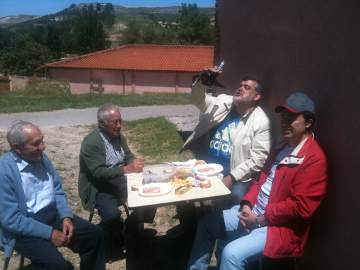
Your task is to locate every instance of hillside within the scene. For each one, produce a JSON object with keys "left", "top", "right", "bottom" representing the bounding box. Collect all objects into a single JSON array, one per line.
[
  {"left": 0, "top": 3, "right": 216, "bottom": 76},
  {"left": 0, "top": 4, "right": 215, "bottom": 29},
  {"left": 0, "top": 14, "right": 38, "bottom": 25}
]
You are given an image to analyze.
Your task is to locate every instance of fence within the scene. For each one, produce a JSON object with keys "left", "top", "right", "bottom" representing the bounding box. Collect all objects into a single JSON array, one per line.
[{"left": 0, "top": 76, "right": 10, "bottom": 93}]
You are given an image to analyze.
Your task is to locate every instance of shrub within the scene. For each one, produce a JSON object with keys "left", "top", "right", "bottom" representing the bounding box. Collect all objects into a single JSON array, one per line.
[{"left": 24, "top": 79, "right": 71, "bottom": 97}]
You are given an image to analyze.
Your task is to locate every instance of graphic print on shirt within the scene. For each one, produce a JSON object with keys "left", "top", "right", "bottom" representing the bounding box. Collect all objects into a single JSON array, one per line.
[{"left": 208, "top": 112, "right": 240, "bottom": 174}]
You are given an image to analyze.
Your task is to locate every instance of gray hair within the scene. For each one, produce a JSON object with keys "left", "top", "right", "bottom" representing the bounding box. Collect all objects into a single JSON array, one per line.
[
  {"left": 241, "top": 76, "right": 264, "bottom": 94},
  {"left": 97, "top": 104, "right": 120, "bottom": 123},
  {"left": 7, "top": 120, "right": 36, "bottom": 148}
]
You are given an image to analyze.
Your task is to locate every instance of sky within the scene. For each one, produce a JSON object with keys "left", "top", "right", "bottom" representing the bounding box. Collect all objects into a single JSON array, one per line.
[{"left": 0, "top": 0, "right": 215, "bottom": 17}]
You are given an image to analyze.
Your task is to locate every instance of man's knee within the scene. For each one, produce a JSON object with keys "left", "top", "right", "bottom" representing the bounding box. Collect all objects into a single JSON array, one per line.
[
  {"left": 221, "top": 245, "right": 242, "bottom": 266},
  {"left": 79, "top": 221, "right": 104, "bottom": 248},
  {"left": 95, "top": 193, "right": 122, "bottom": 222}
]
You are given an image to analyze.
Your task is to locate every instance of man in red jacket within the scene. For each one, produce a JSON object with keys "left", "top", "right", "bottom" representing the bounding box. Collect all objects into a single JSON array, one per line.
[{"left": 187, "top": 92, "right": 328, "bottom": 270}]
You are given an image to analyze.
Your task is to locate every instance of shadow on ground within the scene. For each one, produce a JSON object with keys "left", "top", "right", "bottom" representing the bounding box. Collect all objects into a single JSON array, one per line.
[{"left": 125, "top": 225, "right": 194, "bottom": 270}]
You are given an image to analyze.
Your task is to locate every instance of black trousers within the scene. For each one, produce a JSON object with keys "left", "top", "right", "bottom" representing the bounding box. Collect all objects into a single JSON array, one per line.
[
  {"left": 95, "top": 175, "right": 156, "bottom": 246},
  {"left": 95, "top": 175, "right": 128, "bottom": 222},
  {"left": 14, "top": 204, "right": 105, "bottom": 270}
]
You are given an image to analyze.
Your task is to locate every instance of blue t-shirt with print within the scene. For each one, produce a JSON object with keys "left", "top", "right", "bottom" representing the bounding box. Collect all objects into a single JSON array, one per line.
[{"left": 207, "top": 110, "right": 241, "bottom": 175}]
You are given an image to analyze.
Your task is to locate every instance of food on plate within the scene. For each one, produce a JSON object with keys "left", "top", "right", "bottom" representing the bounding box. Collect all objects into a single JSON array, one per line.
[
  {"left": 197, "top": 167, "right": 215, "bottom": 173},
  {"left": 138, "top": 183, "right": 172, "bottom": 197},
  {"left": 175, "top": 167, "right": 193, "bottom": 178},
  {"left": 194, "top": 163, "right": 223, "bottom": 177},
  {"left": 175, "top": 184, "right": 191, "bottom": 195},
  {"left": 142, "top": 186, "right": 161, "bottom": 194},
  {"left": 195, "top": 160, "right": 206, "bottom": 165},
  {"left": 200, "top": 179, "right": 211, "bottom": 188},
  {"left": 171, "top": 176, "right": 193, "bottom": 187}
]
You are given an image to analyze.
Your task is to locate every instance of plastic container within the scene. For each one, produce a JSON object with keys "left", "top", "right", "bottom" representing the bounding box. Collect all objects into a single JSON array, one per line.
[{"left": 142, "top": 164, "right": 176, "bottom": 184}]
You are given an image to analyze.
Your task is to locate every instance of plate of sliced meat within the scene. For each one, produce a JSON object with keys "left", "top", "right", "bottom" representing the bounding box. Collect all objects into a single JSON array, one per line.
[
  {"left": 138, "top": 183, "right": 172, "bottom": 197},
  {"left": 193, "top": 163, "right": 223, "bottom": 177}
]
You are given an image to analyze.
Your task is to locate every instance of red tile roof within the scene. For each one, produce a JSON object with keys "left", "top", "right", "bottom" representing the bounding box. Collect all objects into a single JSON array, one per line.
[{"left": 46, "top": 44, "right": 214, "bottom": 72}]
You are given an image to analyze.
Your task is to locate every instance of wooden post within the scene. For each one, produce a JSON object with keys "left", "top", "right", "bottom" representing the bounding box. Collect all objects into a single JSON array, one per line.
[
  {"left": 175, "top": 72, "right": 179, "bottom": 93},
  {"left": 131, "top": 72, "right": 136, "bottom": 94}
]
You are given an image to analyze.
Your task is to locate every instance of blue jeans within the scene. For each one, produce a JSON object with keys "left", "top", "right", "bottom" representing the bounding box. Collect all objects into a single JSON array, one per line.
[
  {"left": 187, "top": 205, "right": 267, "bottom": 270},
  {"left": 215, "top": 181, "right": 252, "bottom": 210}
]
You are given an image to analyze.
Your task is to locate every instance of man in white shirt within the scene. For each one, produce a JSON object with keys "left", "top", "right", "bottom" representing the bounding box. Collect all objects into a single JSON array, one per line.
[{"left": 183, "top": 68, "right": 271, "bottom": 205}]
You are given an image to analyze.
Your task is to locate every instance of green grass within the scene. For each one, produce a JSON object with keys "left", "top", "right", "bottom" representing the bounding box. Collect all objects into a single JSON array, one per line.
[
  {"left": 0, "top": 92, "right": 191, "bottom": 113},
  {"left": 124, "top": 117, "right": 193, "bottom": 163}
]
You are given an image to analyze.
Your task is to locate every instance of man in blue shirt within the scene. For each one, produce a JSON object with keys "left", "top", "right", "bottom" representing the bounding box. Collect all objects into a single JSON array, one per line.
[{"left": 0, "top": 121, "right": 105, "bottom": 270}]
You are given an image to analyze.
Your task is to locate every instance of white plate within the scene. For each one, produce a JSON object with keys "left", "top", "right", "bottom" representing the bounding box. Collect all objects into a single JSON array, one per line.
[
  {"left": 169, "top": 159, "right": 198, "bottom": 167},
  {"left": 138, "top": 183, "right": 172, "bottom": 197},
  {"left": 193, "top": 163, "right": 223, "bottom": 177}
]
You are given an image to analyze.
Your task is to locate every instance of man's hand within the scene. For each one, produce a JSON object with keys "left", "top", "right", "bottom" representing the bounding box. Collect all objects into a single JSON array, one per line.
[
  {"left": 222, "top": 175, "right": 233, "bottom": 189},
  {"left": 50, "top": 229, "right": 68, "bottom": 247},
  {"left": 199, "top": 66, "right": 222, "bottom": 85},
  {"left": 238, "top": 205, "right": 257, "bottom": 231},
  {"left": 62, "top": 218, "right": 74, "bottom": 243},
  {"left": 124, "top": 158, "right": 145, "bottom": 174}
]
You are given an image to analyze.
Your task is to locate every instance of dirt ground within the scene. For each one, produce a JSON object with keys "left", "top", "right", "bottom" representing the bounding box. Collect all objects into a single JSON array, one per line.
[{"left": 0, "top": 126, "right": 181, "bottom": 270}]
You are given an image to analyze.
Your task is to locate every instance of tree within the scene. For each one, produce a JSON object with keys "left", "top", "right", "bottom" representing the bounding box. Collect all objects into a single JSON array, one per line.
[
  {"left": 122, "top": 20, "right": 142, "bottom": 44},
  {"left": 177, "top": 3, "right": 214, "bottom": 45},
  {"left": 46, "top": 24, "right": 62, "bottom": 58},
  {"left": 102, "top": 3, "right": 115, "bottom": 29},
  {"left": 142, "top": 26, "right": 157, "bottom": 44},
  {"left": 0, "top": 35, "right": 51, "bottom": 76},
  {"left": 121, "top": 20, "right": 179, "bottom": 45},
  {"left": 73, "top": 6, "right": 106, "bottom": 54},
  {"left": 0, "top": 28, "right": 12, "bottom": 50}
]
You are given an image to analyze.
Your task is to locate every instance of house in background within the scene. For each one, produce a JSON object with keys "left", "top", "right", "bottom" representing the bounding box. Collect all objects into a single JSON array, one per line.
[{"left": 45, "top": 44, "right": 214, "bottom": 94}]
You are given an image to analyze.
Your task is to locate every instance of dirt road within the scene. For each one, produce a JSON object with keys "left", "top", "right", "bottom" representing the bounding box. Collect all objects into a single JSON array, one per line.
[{"left": 0, "top": 105, "right": 199, "bottom": 131}]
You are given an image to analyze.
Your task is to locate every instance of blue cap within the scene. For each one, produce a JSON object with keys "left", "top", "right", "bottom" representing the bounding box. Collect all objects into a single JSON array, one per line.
[{"left": 275, "top": 92, "right": 315, "bottom": 115}]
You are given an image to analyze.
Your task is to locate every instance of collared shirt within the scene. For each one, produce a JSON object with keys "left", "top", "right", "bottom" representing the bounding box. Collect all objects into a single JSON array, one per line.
[
  {"left": 13, "top": 153, "right": 55, "bottom": 214},
  {"left": 99, "top": 129, "right": 125, "bottom": 168}
]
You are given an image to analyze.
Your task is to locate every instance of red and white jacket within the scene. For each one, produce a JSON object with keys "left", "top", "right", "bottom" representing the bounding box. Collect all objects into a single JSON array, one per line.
[{"left": 242, "top": 135, "right": 328, "bottom": 258}]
